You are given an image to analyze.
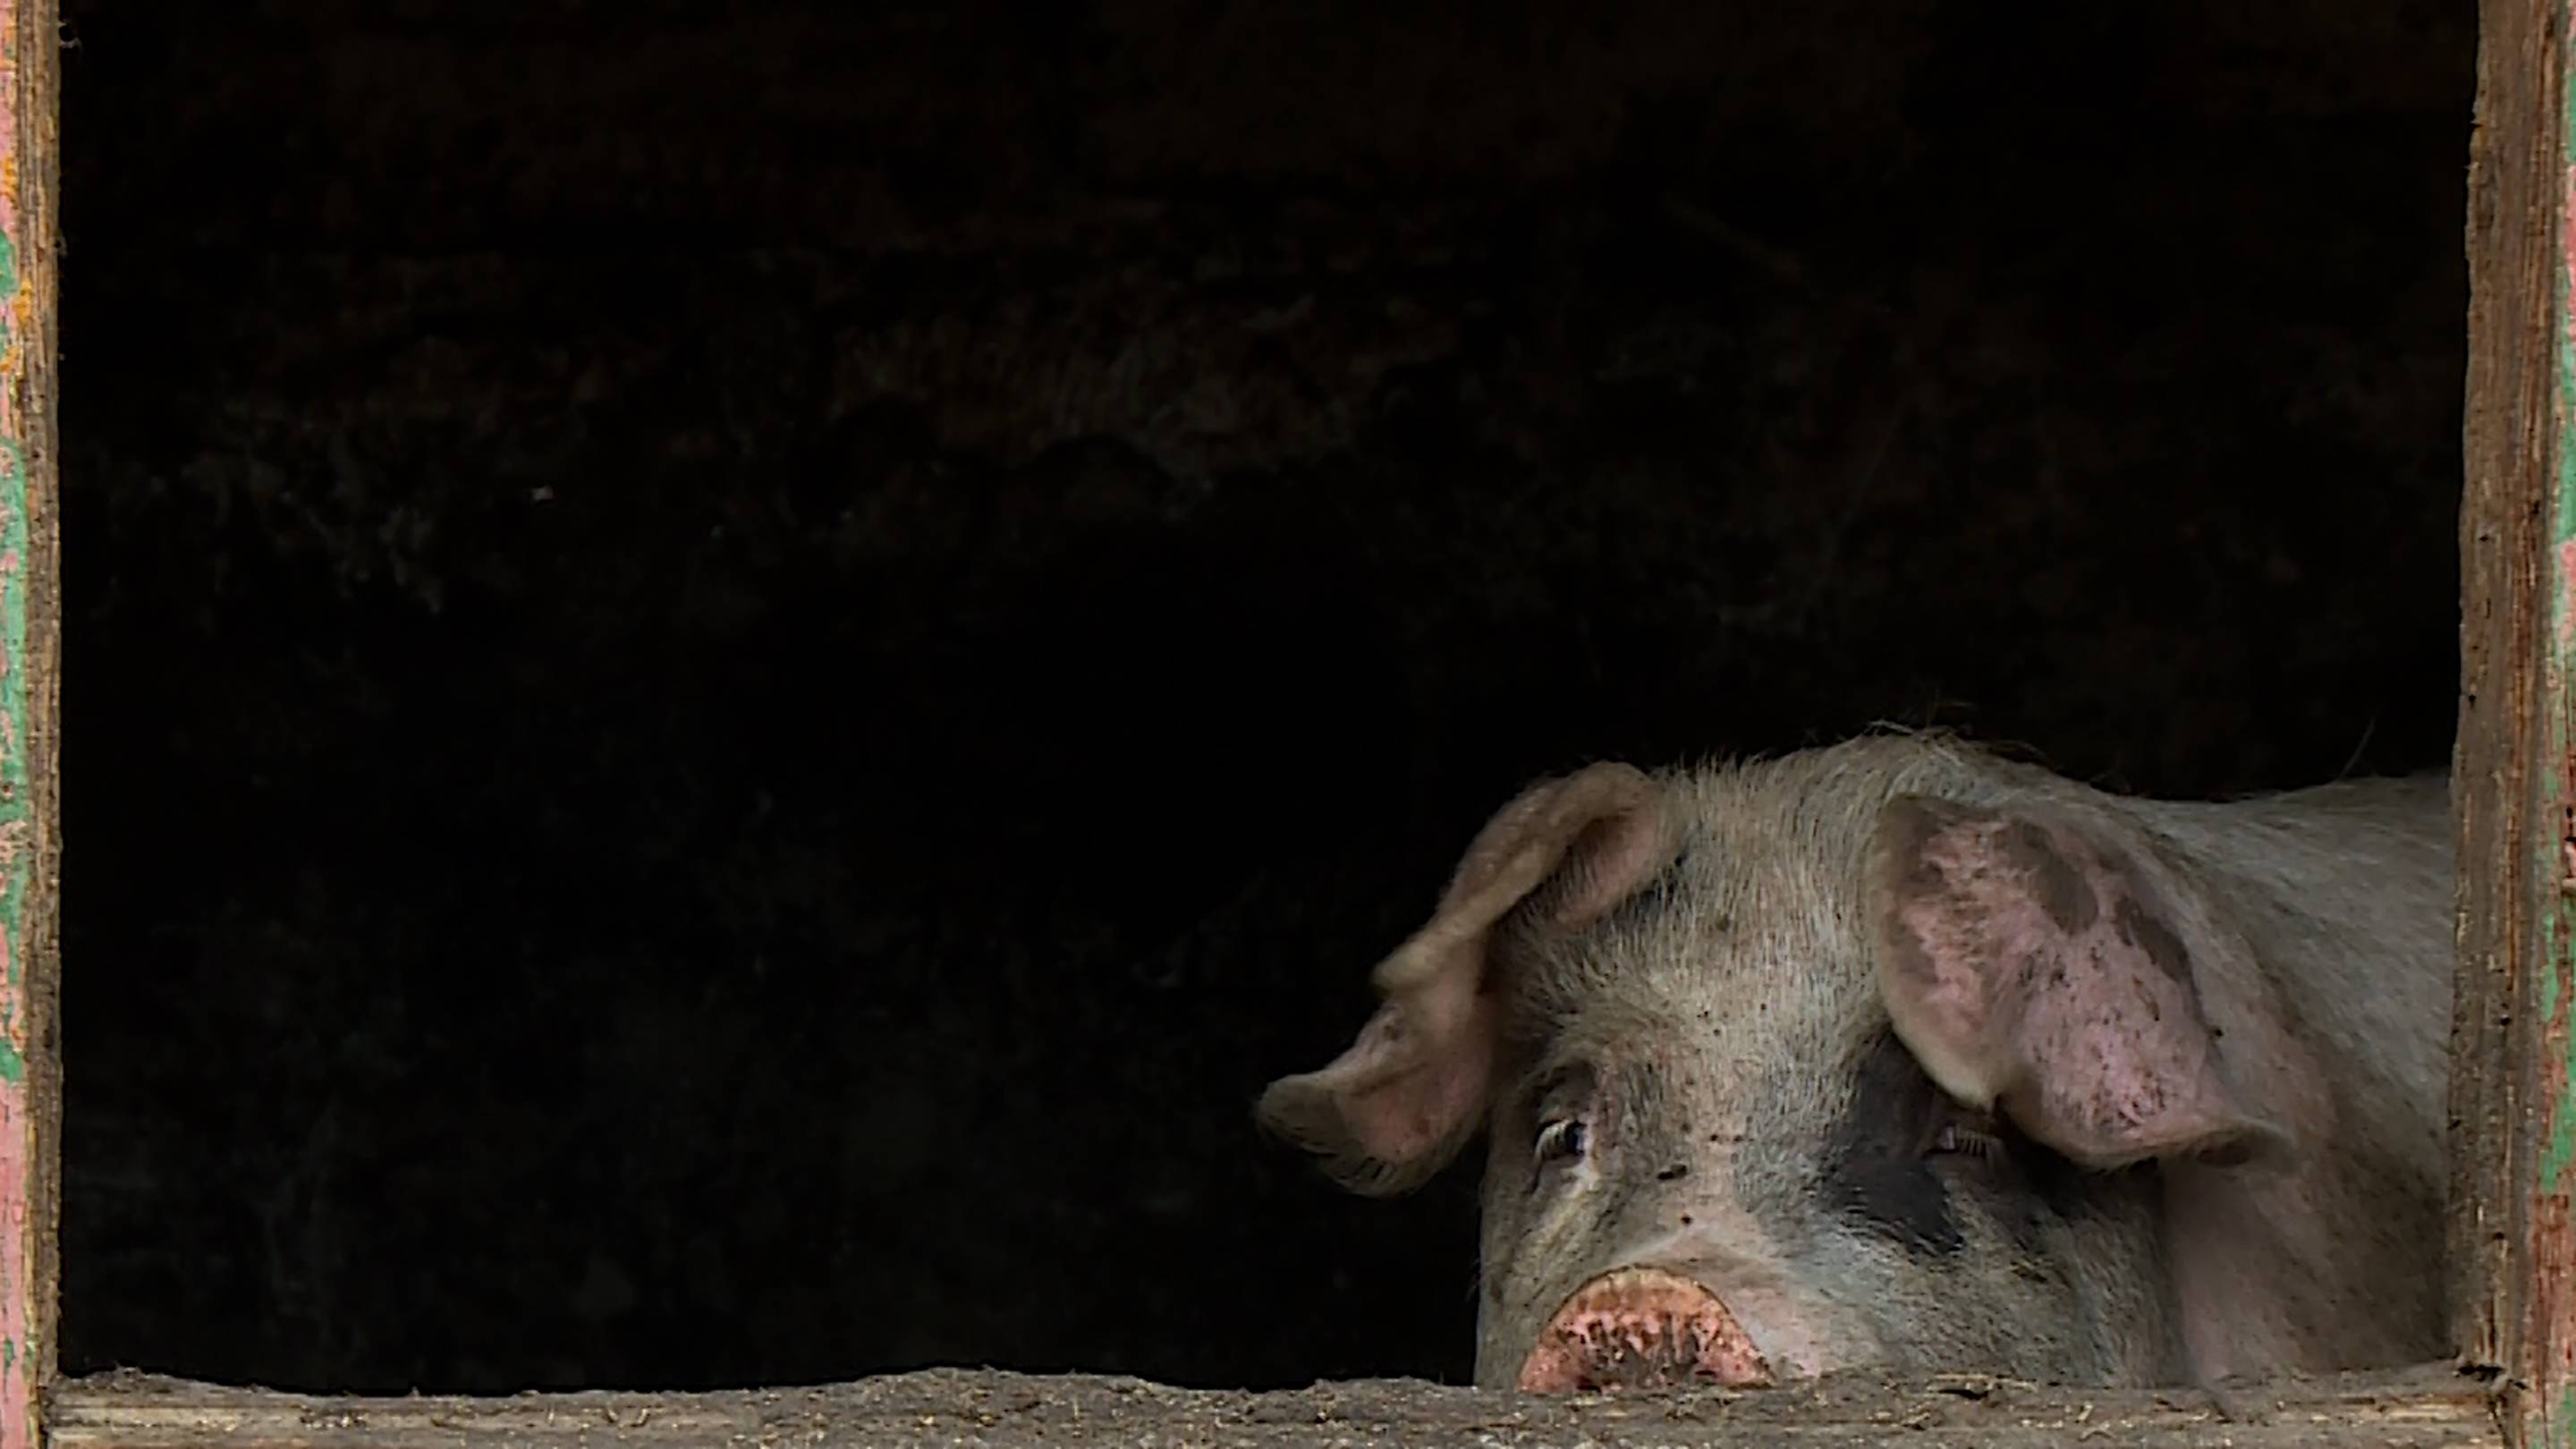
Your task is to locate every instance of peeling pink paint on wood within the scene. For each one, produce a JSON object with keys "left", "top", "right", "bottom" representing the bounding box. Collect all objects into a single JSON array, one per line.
[
  {"left": 0, "top": 1067, "right": 27, "bottom": 1449},
  {"left": 0, "top": 4, "right": 16, "bottom": 267},
  {"left": 2555, "top": 538, "right": 2576, "bottom": 654},
  {"left": 0, "top": 549, "right": 22, "bottom": 769},
  {"left": 2563, "top": 158, "right": 2576, "bottom": 343}
]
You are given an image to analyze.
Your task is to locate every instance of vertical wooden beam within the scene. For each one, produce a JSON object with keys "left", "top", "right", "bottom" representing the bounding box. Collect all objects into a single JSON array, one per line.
[
  {"left": 0, "top": 0, "right": 57, "bottom": 1445},
  {"left": 2458, "top": 0, "right": 2576, "bottom": 1445}
]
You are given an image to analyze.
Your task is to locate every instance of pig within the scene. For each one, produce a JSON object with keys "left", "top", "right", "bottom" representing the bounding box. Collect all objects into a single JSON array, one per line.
[{"left": 1258, "top": 731, "right": 2450, "bottom": 1394}]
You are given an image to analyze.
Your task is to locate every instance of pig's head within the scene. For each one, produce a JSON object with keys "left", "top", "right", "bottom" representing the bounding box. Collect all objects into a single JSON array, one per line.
[{"left": 1259, "top": 744, "right": 2287, "bottom": 1392}]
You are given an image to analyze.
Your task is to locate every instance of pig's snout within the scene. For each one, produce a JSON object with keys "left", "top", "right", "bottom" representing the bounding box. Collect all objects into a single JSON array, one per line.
[{"left": 1516, "top": 1266, "right": 1773, "bottom": 1393}]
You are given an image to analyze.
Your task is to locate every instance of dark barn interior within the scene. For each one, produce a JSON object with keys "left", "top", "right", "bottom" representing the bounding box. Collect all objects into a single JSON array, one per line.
[{"left": 59, "top": 0, "right": 2471, "bottom": 1397}]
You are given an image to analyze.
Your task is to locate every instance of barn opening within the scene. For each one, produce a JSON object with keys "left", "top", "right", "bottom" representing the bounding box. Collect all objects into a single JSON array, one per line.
[{"left": 60, "top": 0, "right": 2472, "bottom": 1398}]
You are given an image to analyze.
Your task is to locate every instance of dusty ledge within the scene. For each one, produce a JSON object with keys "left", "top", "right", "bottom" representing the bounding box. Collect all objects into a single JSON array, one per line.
[{"left": 43, "top": 1361, "right": 2502, "bottom": 1449}]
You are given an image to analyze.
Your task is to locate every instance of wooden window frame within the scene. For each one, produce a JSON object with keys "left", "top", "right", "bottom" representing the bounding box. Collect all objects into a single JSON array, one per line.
[{"left": 6, "top": 0, "right": 2568, "bottom": 1443}]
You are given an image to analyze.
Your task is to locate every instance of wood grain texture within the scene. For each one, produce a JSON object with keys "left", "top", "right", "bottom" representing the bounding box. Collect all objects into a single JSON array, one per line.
[
  {"left": 43, "top": 1365, "right": 2504, "bottom": 1449},
  {"left": 2454, "top": 0, "right": 2576, "bottom": 1445}
]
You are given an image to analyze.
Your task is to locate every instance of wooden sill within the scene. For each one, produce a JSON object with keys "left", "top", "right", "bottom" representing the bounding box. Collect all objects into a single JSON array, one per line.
[{"left": 43, "top": 1360, "right": 2503, "bottom": 1449}]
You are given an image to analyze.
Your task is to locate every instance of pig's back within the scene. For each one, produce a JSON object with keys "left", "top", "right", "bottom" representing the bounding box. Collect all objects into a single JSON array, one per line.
[{"left": 2131, "top": 771, "right": 2453, "bottom": 1166}]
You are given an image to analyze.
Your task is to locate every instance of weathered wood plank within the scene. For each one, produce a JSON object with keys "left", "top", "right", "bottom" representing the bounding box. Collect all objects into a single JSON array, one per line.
[
  {"left": 40, "top": 1365, "right": 2504, "bottom": 1449},
  {"left": 0, "top": 1, "right": 60, "bottom": 1448},
  {"left": 2453, "top": 0, "right": 2554, "bottom": 1382},
  {"left": 2457, "top": 0, "right": 2576, "bottom": 1445}
]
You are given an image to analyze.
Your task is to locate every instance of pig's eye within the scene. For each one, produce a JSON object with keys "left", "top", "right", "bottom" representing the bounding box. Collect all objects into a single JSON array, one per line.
[
  {"left": 1928, "top": 1118, "right": 2003, "bottom": 1162},
  {"left": 1534, "top": 1116, "right": 1589, "bottom": 1165}
]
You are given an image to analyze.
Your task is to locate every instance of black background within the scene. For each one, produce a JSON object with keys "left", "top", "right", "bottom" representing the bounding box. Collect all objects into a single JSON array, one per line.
[{"left": 59, "top": 0, "right": 2469, "bottom": 1396}]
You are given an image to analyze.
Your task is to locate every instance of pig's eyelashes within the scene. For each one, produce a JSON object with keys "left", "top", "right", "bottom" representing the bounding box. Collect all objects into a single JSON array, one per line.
[
  {"left": 1928, "top": 1119, "right": 2004, "bottom": 1163},
  {"left": 1534, "top": 1117, "right": 1590, "bottom": 1167}
]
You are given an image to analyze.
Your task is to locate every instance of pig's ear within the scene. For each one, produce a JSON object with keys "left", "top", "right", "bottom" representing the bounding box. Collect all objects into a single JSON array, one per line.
[
  {"left": 1866, "top": 795, "right": 2288, "bottom": 1172},
  {"left": 1258, "top": 762, "right": 1674, "bottom": 1196}
]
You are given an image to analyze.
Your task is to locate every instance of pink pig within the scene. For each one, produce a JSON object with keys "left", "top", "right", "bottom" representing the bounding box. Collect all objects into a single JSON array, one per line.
[{"left": 1261, "top": 733, "right": 2449, "bottom": 1392}]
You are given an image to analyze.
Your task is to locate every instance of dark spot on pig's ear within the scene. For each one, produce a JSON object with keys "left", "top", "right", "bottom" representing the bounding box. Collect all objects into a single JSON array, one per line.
[
  {"left": 2114, "top": 898, "right": 2195, "bottom": 991},
  {"left": 1887, "top": 934, "right": 1945, "bottom": 1002},
  {"left": 1999, "top": 821, "right": 2096, "bottom": 931},
  {"left": 1877, "top": 796, "right": 1969, "bottom": 897},
  {"left": 1818, "top": 1030, "right": 1964, "bottom": 1257}
]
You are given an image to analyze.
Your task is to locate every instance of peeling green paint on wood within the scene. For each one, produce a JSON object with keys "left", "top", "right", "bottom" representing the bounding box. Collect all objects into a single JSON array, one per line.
[
  {"left": 0, "top": 8, "right": 43, "bottom": 1449},
  {"left": 0, "top": 438, "right": 31, "bottom": 1102},
  {"left": 2535, "top": 13, "right": 2576, "bottom": 1446}
]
